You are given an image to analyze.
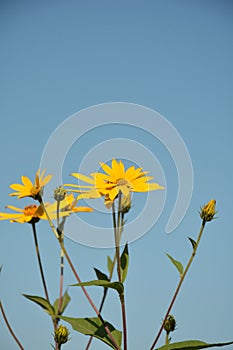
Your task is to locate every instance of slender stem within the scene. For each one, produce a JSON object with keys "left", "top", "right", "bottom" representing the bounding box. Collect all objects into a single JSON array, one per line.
[
  {"left": 31, "top": 221, "right": 57, "bottom": 341},
  {"left": 0, "top": 301, "right": 24, "bottom": 350},
  {"left": 165, "top": 332, "right": 169, "bottom": 345},
  {"left": 55, "top": 200, "right": 64, "bottom": 350},
  {"left": 149, "top": 220, "right": 206, "bottom": 350},
  {"left": 31, "top": 222, "right": 50, "bottom": 302},
  {"left": 85, "top": 211, "right": 125, "bottom": 350},
  {"left": 113, "top": 192, "right": 128, "bottom": 350},
  {"left": 56, "top": 200, "right": 64, "bottom": 317},
  {"left": 39, "top": 199, "right": 120, "bottom": 350}
]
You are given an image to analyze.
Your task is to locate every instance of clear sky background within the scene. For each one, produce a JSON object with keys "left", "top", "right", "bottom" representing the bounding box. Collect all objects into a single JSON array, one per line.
[{"left": 0, "top": 1, "right": 233, "bottom": 350}]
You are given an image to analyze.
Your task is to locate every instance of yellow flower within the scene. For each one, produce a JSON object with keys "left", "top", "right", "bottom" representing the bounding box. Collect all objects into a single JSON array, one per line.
[
  {"left": 54, "top": 324, "right": 70, "bottom": 345},
  {"left": 65, "top": 159, "right": 164, "bottom": 204},
  {"left": 0, "top": 194, "right": 93, "bottom": 224},
  {"left": 9, "top": 169, "right": 52, "bottom": 200},
  {"left": 200, "top": 199, "right": 217, "bottom": 222}
]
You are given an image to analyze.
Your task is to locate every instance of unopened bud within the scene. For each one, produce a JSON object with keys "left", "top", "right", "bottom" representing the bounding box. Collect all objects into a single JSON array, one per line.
[
  {"left": 200, "top": 199, "right": 216, "bottom": 222},
  {"left": 54, "top": 186, "right": 67, "bottom": 202},
  {"left": 54, "top": 325, "right": 69, "bottom": 345},
  {"left": 163, "top": 315, "right": 176, "bottom": 334}
]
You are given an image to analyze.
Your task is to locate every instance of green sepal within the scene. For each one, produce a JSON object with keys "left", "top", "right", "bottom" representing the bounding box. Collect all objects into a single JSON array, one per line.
[
  {"left": 60, "top": 316, "right": 122, "bottom": 349},
  {"left": 188, "top": 237, "right": 197, "bottom": 250},
  {"left": 107, "top": 256, "right": 114, "bottom": 274},
  {"left": 94, "top": 268, "right": 110, "bottom": 282},
  {"left": 156, "top": 340, "right": 233, "bottom": 350},
  {"left": 71, "top": 280, "right": 124, "bottom": 295},
  {"left": 120, "top": 243, "right": 129, "bottom": 283},
  {"left": 22, "top": 294, "right": 55, "bottom": 317},
  {"left": 53, "top": 290, "right": 71, "bottom": 316},
  {"left": 166, "top": 253, "right": 184, "bottom": 277}
]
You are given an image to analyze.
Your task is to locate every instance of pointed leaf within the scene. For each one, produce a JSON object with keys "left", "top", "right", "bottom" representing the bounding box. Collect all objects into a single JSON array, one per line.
[
  {"left": 156, "top": 340, "right": 233, "bottom": 350},
  {"left": 188, "top": 237, "right": 197, "bottom": 250},
  {"left": 94, "top": 268, "right": 110, "bottom": 282},
  {"left": 166, "top": 254, "right": 184, "bottom": 277},
  {"left": 120, "top": 243, "right": 129, "bottom": 283},
  {"left": 53, "top": 290, "right": 71, "bottom": 316},
  {"left": 60, "top": 316, "right": 122, "bottom": 349},
  {"left": 107, "top": 256, "right": 114, "bottom": 274},
  {"left": 71, "top": 280, "right": 124, "bottom": 295},
  {"left": 23, "top": 294, "right": 55, "bottom": 317}
]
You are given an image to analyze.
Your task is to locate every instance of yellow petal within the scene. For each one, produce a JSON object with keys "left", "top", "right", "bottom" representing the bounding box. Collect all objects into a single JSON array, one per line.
[
  {"left": 21, "top": 176, "right": 33, "bottom": 187},
  {"left": 71, "top": 173, "right": 95, "bottom": 185},
  {"left": 108, "top": 186, "right": 119, "bottom": 201},
  {"left": 99, "top": 162, "right": 115, "bottom": 177},
  {"left": 5, "top": 205, "right": 24, "bottom": 212}
]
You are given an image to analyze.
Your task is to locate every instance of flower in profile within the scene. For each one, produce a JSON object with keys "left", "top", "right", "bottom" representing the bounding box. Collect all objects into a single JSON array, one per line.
[
  {"left": 65, "top": 159, "right": 164, "bottom": 205},
  {"left": 9, "top": 169, "right": 52, "bottom": 200},
  {"left": 0, "top": 194, "right": 93, "bottom": 224},
  {"left": 200, "top": 199, "right": 217, "bottom": 222}
]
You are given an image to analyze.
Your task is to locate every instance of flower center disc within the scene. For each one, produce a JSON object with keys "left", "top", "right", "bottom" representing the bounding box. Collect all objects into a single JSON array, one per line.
[
  {"left": 117, "top": 178, "right": 128, "bottom": 186},
  {"left": 23, "top": 204, "right": 38, "bottom": 216}
]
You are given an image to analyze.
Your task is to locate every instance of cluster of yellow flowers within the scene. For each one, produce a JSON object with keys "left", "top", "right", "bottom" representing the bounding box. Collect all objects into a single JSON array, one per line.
[{"left": 0, "top": 160, "right": 164, "bottom": 223}]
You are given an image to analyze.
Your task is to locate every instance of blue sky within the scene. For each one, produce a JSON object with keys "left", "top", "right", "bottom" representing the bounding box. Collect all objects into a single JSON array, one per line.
[{"left": 0, "top": 1, "right": 233, "bottom": 349}]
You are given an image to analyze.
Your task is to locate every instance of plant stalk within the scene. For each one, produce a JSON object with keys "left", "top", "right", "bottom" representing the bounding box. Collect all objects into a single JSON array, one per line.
[
  {"left": 39, "top": 198, "right": 120, "bottom": 350},
  {"left": 149, "top": 220, "right": 206, "bottom": 350},
  {"left": 0, "top": 301, "right": 25, "bottom": 350},
  {"left": 113, "top": 192, "right": 128, "bottom": 350},
  {"left": 31, "top": 222, "right": 50, "bottom": 302}
]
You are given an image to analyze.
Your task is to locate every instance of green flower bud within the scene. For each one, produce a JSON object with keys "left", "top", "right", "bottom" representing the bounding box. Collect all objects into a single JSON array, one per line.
[
  {"left": 200, "top": 199, "right": 216, "bottom": 222},
  {"left": 163, "top": 315, "right": 176, "bottom": 334},
  {"left": 54, "top": 186, "right": 67, "bottom": 202},
  {"left": 54, "top": 325, "right": 69, "bottom": 345}
]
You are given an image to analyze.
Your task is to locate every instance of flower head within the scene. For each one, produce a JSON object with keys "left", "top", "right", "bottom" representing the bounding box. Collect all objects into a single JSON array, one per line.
[
  {"left": 9, "top": 169, "right": 52, "bottom": 200},
  {"left": 54, "top": 324, "right": 70, "bottom": 345},
  {"left": 0, "top": 194, "right": 93, "bottom": 224},
  {"left": 200, "top": 199, "right": 217, "bottom": 222},
  {"left": 65, "top": 159, "right": 164, "bottom": 206}
]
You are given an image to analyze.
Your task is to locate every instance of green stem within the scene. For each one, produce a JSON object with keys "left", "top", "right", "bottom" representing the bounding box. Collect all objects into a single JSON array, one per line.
[
  {"left": 165, "top": 332, "right": 170, "bottom": 345},
  {"left": 31, "top": 221, "right": 57, "bottom": 346},
  {"left": 113, "top": 192, "right": 128, "bottom": 350},
  {"left": 85, "top": 211, "right": 125, "bottom": 350},
  {"left": 31, "top": 222, "right": 50, "bottom": 302},
  {"left": 56, "top": 200, "right": 64, "bottom": 318},
  {"left": 0, "top": 301, "right": 24, "bottom": 350},
  {"left": 39, "top": 198, "right": 120, "bottom": 350},
  {"left": 149, "top": 220, "right": 206, "bottom": 350}
]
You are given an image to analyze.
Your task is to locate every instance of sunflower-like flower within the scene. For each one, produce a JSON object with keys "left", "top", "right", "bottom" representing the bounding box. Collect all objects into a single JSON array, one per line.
[
  {"left": 0, "top": 194, "right": 93, "bottom": 224},
  {"left": 65, "top": 159, "right": 164, "bottom": 205},
  {"left": 9, "top": 169, "right": 52, "bottom": 200}
]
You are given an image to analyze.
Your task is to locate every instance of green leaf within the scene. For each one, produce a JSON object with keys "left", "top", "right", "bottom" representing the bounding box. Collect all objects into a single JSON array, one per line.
[
  {"left": 156, "top": 340, "right": 233, "bottom": 350},
  {"left": 107, "top": 256, "right": 114, "bottom": 274},
  {"left": 60, "top": 316, "right": 122, "bottom": 349},
  {"left": 166, "top": 254, "right": 184, "bottom": 277},
  {"left": 94, "top": 268, "right": 110, "bottom": 282},
  {"left": 53, "top": 290, "right": 71, "bottom": 316},
  {"left": 23, "top": 294, "right": 55, "bottom": 317},
  {"left": 120, "top": 243, "right": 129, "bottom": 283},
  {"left": 188, "top": 237, "right": 197, "bottom": 250},
  {"left": 0, "top": 265, "right": 2, "bottom": 273},
  {"left": 71, "top": 280, "right": 124, "bottom": 295}
]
